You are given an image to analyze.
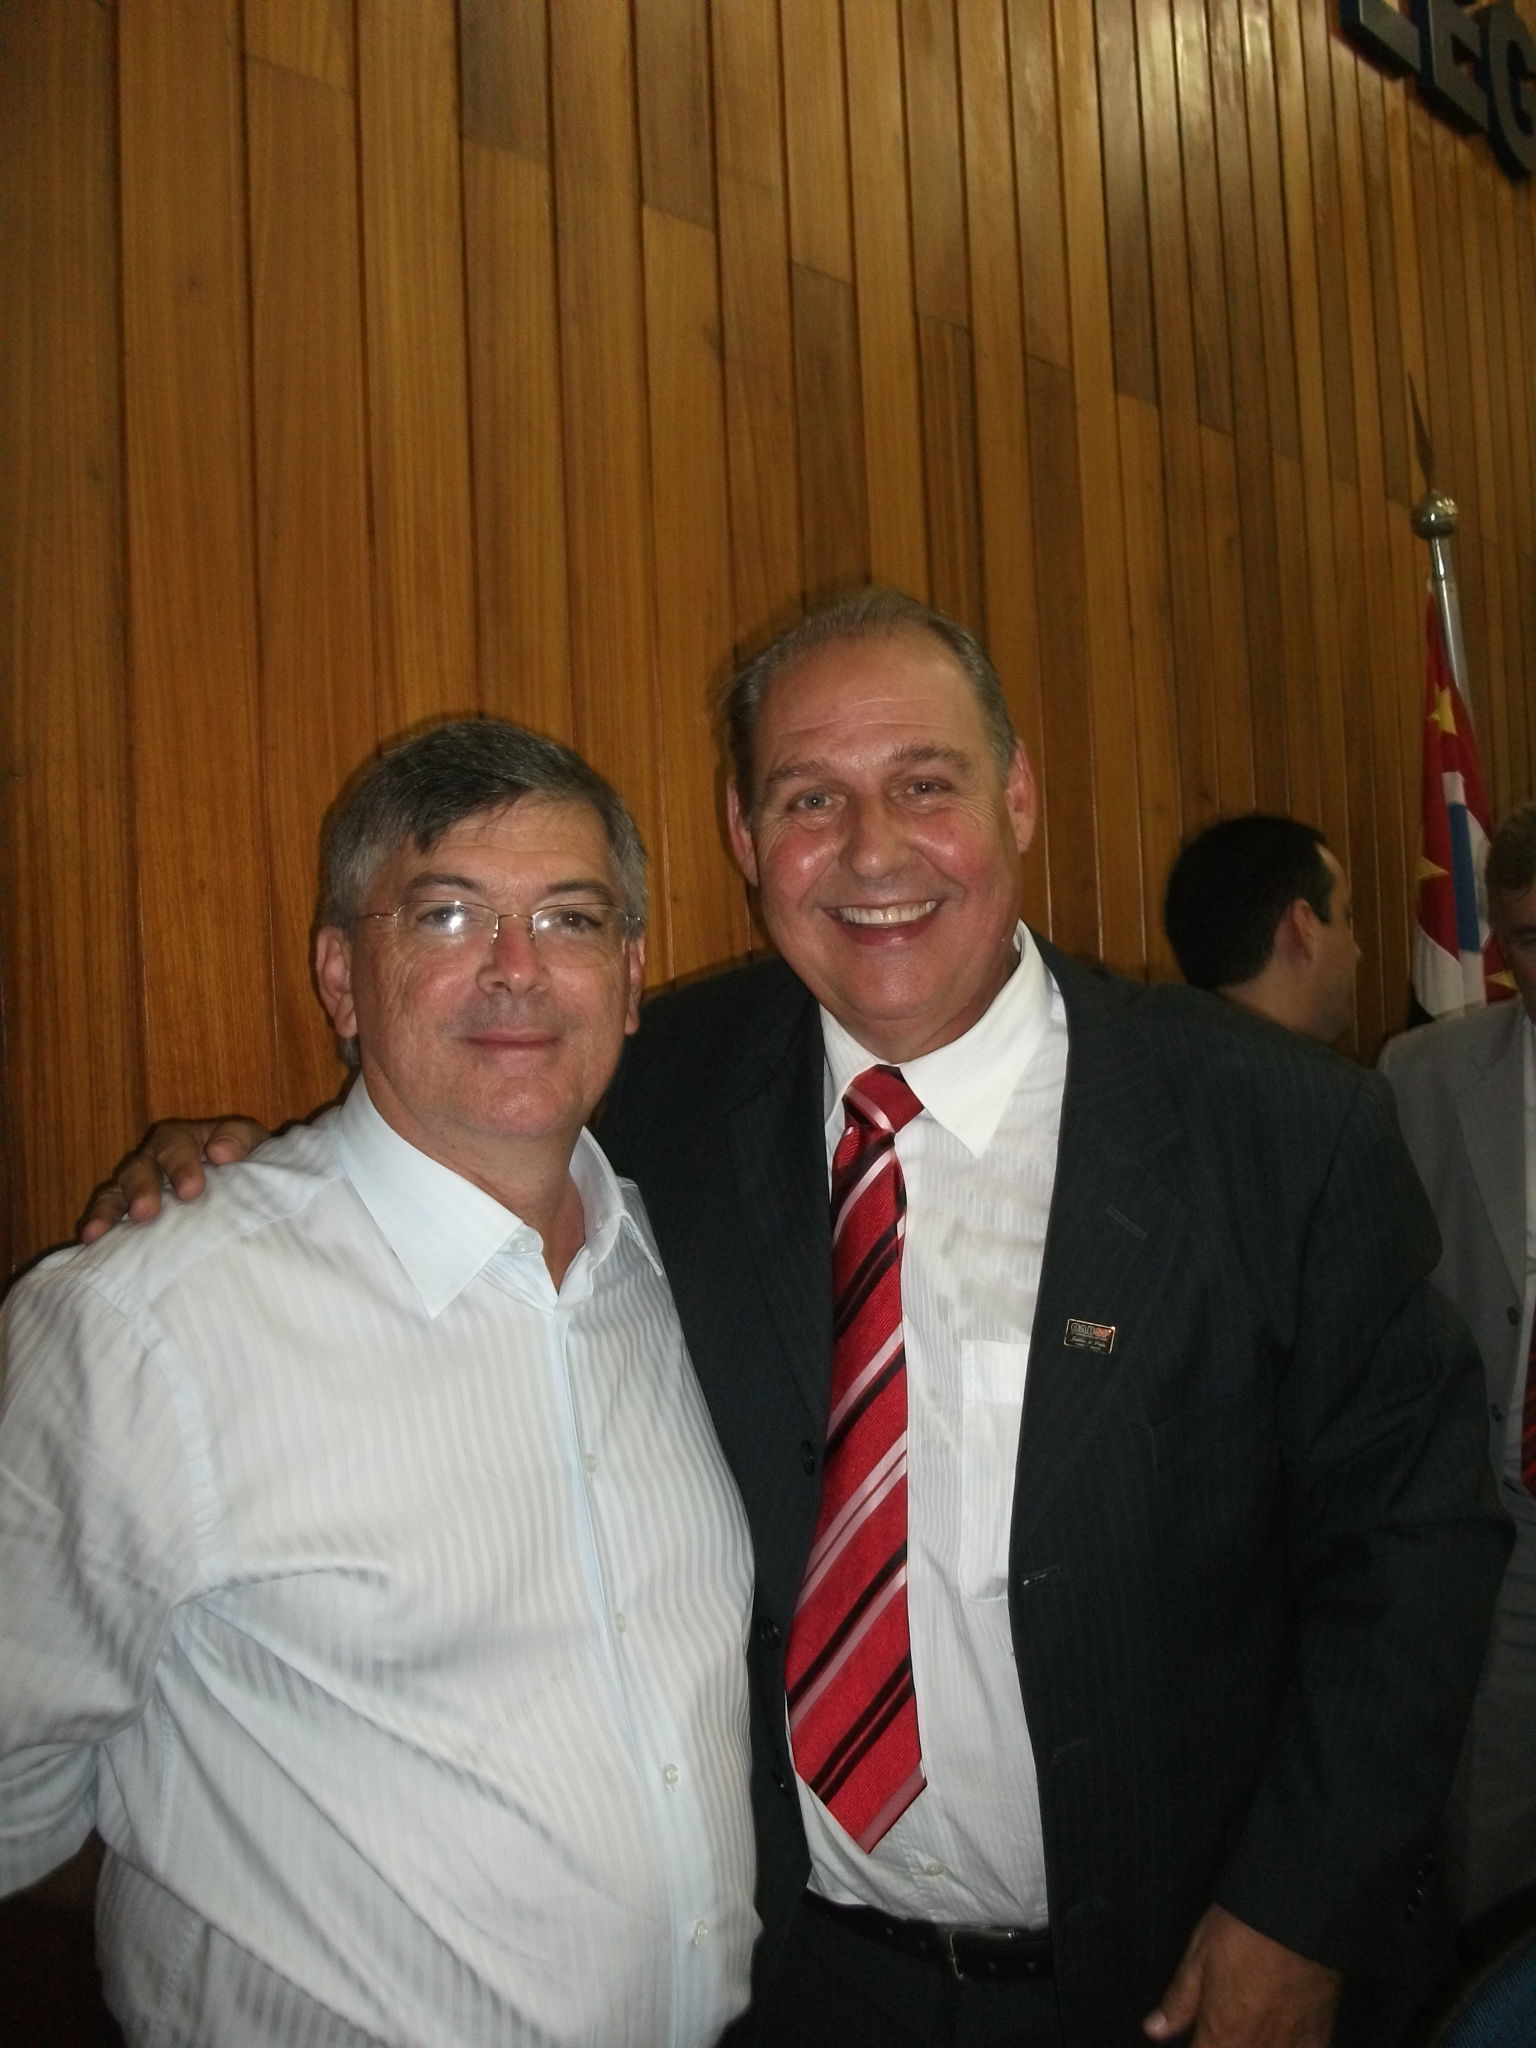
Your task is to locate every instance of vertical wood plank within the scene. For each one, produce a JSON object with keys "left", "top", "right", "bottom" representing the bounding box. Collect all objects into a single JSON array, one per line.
[
  {"left": 463, "top": 142, "right": 573, "bottom": 742},
  {"left": 1171, "top": 0, "right": 1232, "bottom": 433},
  {"left": 714, "top": 0, "right": 802, "bottom": 642},
  {"left": 635, "top": 0, "right": 715, "bottom": 228},
  {"left": 1027, "top": 355, "right": 1099, "bottom": 957},
  {"left": 0, "top": 0, "right": 140, "bottom": 1264},
  {"left": 1295, "top": 0, "right": 1355, "bottom": 485},
  {"left": 1209, "top": 0, "right": 1287, "bottom": 812},
  {"left": 955, "top": 0, "right": 1049, "bottom": 931},
  {"left": 792, "top": 263, "right": 870, "bottom": 600},
  {"left": 549, "top": 1, "right": 670, "bottom": 970},
  {"left": 1055, "top": 0, "right": 1144, "bottom": 973},
  {"left": 118, "top": 0, "right": 282, "bottom": 1124},
  {"left": 642, "top": 206, "right": 751, "bottom": 974},
  {"left": 780, "top": 0, "right": 853, "bottom": 280},
  {"left": 917, "top": 318, "right": 985, "bottom": 635},
  {"left": 1202, "top": 425, "right": 1256, "bottom": 814},
  {"left": 459, "top": 0, "right": 548, "bottom": 158},
  {"left": 244, "top": 0, "right": 351, "bottom": 90},
  {"left": 1119, "top": 395, "right": 1185, "bottom": 981},
  {"left": 356, "top": 0, "right": 477, "bottom": 733},
  {"left": 1136, "top": 0, "right": 1220, "bottom": 833},
  {"left": 1006, "top": 0, "right": 1070, "bottom": 368},
  {"left": 246, "top": 51, "right": 379, "bottom": 1115},
  {"left": 1271, "top": 0, "right": 1347, "bottom": 853},
  {"left": 844, "top": 0, "right": 928, "bottom": 597},
  {"left": 1095, "top": 0, "right": 1157, "bottom": 404},
  {"left": 901, "top": 0, "right": 968, "bottom": 325}
]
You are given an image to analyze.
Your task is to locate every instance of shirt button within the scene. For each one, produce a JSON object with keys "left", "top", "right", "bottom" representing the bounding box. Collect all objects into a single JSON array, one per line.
[
  {"left": 1492, "top": 1405, "right": 1505, "bottom": 1422},
  {"left": 663, "top": 1763, "right": 680, "bottom": 1787},
  {"left": 692, "top": 1920, "right": 709, "bottom": 1944},
  {"left": 584, "top": 1453, "right": 598, "bottom": 1473},
  {"left": 614, "top": 1612, "right": 627, "bottom": 1633},
  {"left": 923, "top": 1860, "right": 945, "bottom": 1877}
]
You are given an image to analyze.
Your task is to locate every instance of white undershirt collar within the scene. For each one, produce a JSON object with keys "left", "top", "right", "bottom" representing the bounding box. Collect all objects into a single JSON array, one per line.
[{"left": 821, "top": 923, "right": 1054, "bottom": 1156}]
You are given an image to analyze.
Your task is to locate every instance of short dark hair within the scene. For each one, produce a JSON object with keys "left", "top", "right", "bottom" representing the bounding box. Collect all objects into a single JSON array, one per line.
[
  {"left": 1487, "top": 801, "right": 1536, "bottom": 899},
  {"left": 720, "top": 587, "right": 1017, "bottom": 807},
  {"left": 320, "top": 718, "right": 648, "bottom": 932},
  {"left": 1163, "top": 814, "right": 1334, "bottom": 990}
]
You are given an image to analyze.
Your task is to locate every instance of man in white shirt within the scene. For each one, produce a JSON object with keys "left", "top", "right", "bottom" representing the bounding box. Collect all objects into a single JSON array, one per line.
[
  {"left": 0, "top": 721, "right": 757, "bottom": 2048},
  {"left": 1381, "top": 801, "right": 1536, "bottom": 1926},
  {"left": 1162, "top": 813, "right": 1361, "bottom": 1046}
]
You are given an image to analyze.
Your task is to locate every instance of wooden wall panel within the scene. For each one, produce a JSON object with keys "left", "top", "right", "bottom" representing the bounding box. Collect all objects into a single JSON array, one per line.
[
  {"left": 0, "top": 0, "right": 139, "bottom": 1262},
  {"left": 247, "top": 47, "right": 379, "bottom": 1114},
  {"left": 549, "top": 1, "right": 669, "bottom": 968},
  {"left": 117, "top": 0, "right": 282, "bottom": 1127},
  {"left": 5, "top": 0, "right": 1536, "bottom": 1269},
  {"left": 356, "top": 0, "right": 477, "bottom": 734}
]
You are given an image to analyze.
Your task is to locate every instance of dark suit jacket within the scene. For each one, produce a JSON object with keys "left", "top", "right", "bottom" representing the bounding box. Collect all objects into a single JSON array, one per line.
[{"left": 598, "top": 940, "right": 1508, "bottom": 2044}]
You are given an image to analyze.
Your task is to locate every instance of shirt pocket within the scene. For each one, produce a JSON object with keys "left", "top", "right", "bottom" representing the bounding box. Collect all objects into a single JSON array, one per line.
[{"left": 960, "top": 1340, "right": 1029, "bottom": 1601}]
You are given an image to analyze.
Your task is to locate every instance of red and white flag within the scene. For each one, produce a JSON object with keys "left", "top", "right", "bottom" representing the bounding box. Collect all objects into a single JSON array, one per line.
[{"left": 1411, "top": 596, "right": 1514, "bottom": 1019}]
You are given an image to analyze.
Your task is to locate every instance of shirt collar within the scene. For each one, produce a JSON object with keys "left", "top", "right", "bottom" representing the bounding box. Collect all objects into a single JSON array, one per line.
[
  {"left": 334, "top": 1079, "right": 656, "bottom": 1317},
  {"left": 820, "top": 923, "right": 1056, "bottom": 1157}
]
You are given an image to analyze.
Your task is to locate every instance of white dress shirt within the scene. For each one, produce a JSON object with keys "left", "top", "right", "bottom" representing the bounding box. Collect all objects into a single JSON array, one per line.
[
  {"left": 0, "top": 1081, "right": 757, "bottom": 2048},
  {"left": 800, "top": 926, "right": 1066, "bottom": 1928}
]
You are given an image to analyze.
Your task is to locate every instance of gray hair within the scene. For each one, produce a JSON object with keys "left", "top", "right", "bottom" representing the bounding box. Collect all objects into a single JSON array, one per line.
[
  {"left": 320, "top": 718, "right": 648, "bottom": 932},
  {"left": 720, "top": 587, "right": 1017, "bottom": 808},
  {"left": 1487, "top": 801, "right": 1536, "bottom": 900}
]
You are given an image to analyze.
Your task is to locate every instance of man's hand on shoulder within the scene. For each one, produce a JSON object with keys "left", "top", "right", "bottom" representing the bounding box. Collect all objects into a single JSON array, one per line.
[
  {"left": 77, "top": 1117, "right": 270, "bottom": 1244},
  {"left": 1145, "top": 1905, "right": 1341, "bottom": 2048}
]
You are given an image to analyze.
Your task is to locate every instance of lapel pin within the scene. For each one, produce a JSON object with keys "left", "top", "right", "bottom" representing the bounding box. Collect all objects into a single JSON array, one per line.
[{"left": 1064, "top": 1318, "right": 1116, "bottom": 1355}]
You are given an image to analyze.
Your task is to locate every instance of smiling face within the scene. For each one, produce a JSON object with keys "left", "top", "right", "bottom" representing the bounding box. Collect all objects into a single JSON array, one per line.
[
  {"left": 726, "top": 630, "right": 1037, "bottom": 1061},
  {"left": 314, "top": 798, "right": 644, "bottom": 1193}
]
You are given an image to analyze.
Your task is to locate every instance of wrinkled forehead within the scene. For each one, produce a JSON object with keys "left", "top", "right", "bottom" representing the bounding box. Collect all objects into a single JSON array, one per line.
[{"left": 368, "top": 795, "right": 615, "bottom": 893}]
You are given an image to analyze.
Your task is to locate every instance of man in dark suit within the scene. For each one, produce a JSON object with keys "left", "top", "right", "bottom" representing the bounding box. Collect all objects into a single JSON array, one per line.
[
  {"left": 87, "top": 591, "right": 1505, "bottom": 2048},
  {"left": 596, "top": 590, "right": 1505, "bottom": 2048}
]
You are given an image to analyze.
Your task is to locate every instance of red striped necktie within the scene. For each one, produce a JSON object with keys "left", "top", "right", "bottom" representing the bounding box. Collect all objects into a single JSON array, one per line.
[{"left": 786, "top": 1064, "right": 926, "bottom": 1852}]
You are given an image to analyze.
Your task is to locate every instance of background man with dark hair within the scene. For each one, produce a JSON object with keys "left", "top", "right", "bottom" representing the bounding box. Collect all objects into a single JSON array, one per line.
[
  {"left": 1381, "top": 801, "right": 1536, "bottom": 1928},
  {"left": 88, "top": 592, "right": 1504, "bottom": 2048},
  {"left": 1163, "top": 814, "right": 1361, "bottom": 1045}
]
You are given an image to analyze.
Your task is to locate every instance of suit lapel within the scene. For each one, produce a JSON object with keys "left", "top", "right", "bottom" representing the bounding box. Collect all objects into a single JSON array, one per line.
[
  {"left": 1011, "top": 943, "right": 1190, "bottom": 1547},
  {"left": 722, "top": 973, "right": 835, "bottom": 1427},
  {"left": 1453, "top": 1002, "right": 1527, "bottom": 1299}
]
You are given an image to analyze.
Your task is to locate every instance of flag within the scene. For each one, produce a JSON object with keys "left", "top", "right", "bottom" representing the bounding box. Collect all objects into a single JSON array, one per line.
[{"left": 1411, "top": 596, "right": 1515, "bottom": 1018}]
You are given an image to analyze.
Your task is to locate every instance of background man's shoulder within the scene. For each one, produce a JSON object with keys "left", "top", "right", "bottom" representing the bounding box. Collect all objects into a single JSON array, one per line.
[{"left": 1379, "top": 1001, "right": 1520, "bottom": 1093}]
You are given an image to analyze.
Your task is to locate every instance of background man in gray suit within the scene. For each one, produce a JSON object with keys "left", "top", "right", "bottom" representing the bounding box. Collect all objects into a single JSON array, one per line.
[{"left": 1381, "top": 801, "right": 1536, "bottom": 1924}]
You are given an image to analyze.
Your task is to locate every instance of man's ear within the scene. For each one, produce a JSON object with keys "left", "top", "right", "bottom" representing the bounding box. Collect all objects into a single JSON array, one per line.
[
  {"left": 622, "top": 933, "right": 646, "bottom": 1036},
  {"left": 314, "top": 926, "right": 360, "bottom": 1052},
  {"left": 1271, "top": 898, "right": 1320, "bottom": 972},
  {"left": 725, "top": 780, "right": 760, "bottom": 887}
]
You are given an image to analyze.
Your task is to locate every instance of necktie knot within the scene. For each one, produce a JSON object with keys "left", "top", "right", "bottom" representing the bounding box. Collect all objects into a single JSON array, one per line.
[{"left": 843, "top": 1065, "right": 923, "bottom": 1140}]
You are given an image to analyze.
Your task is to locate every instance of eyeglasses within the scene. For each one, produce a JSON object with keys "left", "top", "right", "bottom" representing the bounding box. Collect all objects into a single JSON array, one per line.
[{"left": 359, "top": 897, "right": 638, "bottom": 957}]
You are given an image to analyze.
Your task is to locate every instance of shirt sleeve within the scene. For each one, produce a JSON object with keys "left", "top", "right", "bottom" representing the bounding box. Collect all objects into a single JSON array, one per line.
[{"left": 0, "top": 1262, "right": 199, "bottom": 1894}]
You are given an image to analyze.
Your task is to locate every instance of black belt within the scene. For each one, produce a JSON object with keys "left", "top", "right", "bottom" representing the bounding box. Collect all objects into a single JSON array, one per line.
[{"left": 804, "top": 1889, "right": 1053, "bottom": 1981}]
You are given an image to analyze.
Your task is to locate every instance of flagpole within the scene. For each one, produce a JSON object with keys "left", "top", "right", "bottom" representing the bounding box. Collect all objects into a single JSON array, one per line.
[{"left": 1411, "top": 486, "right": 1475, "bottom": 734}]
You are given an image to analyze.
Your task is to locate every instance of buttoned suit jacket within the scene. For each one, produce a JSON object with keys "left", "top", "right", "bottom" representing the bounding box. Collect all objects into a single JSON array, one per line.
[
  {"left": 599, "top": 939, "right": 1507, "bottom": 2045},
  {"left": 1380, "top": 998, "right": 1530, "bottom": 1519}
]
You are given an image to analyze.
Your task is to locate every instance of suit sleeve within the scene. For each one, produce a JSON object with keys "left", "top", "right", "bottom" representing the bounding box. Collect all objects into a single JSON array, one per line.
[{"left": 1212, "top": 1073, "right": 1510, "bottom": 1966}]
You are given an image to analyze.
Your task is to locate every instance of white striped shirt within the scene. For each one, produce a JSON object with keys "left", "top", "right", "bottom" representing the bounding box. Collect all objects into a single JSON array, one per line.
[
  {"left": 0, "top": 1081, "right": 757, "bottom": 2048},
  {"left": 803, "top": 926, "right": 1065, "bottom": 1927}
]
